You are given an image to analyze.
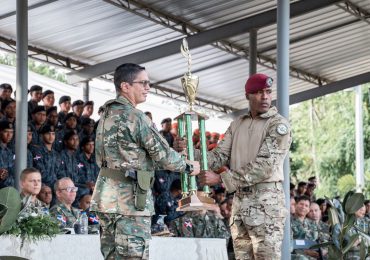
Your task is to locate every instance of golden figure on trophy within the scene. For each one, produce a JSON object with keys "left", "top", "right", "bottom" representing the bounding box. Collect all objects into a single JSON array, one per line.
[{"left": 176, "top": 38, "right": 215, "bottom": 211}]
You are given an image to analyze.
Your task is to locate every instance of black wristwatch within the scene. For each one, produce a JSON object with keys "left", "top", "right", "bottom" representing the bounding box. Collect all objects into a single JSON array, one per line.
[{"left": 184, "top": 163, "right": 194, "bottom": 174}]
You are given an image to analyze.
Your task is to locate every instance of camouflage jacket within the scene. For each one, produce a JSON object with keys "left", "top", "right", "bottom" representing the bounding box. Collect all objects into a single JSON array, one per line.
[
  {"left": 50, "top": 202, "right": 81, "bottom": 229},
  {"left": 20, "top": 195, "right": 49, "bottom": 217},
  {"left": 169, "top": 211, "right": 230, "bottom": 241},
  {"left": 291, "top": 216, "right": 319, "bottom": 241},
  {"left": 91, "top": 96, "right": 187, "bottom": 216},
  {"left": 203, "top": 106, "right": 291, "bottom": 190}
]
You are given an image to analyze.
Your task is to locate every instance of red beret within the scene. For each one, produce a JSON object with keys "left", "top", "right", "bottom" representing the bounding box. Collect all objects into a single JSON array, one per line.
[{"left": 245, "top": 73, "right": 273, "bottom": 94}]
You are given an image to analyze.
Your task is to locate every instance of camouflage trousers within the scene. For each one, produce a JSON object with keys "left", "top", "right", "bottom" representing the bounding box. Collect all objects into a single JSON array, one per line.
[
  {"left": 96, "top": 212, "right": 151, "bottom": 260},
  {"left": 230, "top": 183, "right": 287, "bottom": 260}
]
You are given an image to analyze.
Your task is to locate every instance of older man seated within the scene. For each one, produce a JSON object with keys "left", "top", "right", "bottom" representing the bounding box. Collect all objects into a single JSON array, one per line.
[{"left": 50, "top": 177, "right": 80, "bottom": 229}]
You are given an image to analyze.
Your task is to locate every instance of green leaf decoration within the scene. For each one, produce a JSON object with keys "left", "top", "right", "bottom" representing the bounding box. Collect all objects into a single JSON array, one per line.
[
  {"left": 0, "top": 187, "right": 21, "bottom": 235},
  {"left": 0, "top": 203, "right": 8, "bottom": 218},
  {"left": 342, "top": 190, "right": 354, "bottom": 215},
  {"left": 310, "top": 241, "right": 333, "bottom": 249},
  {"left": 343, "top": 234, "right": 360, "bottom": 254},
  {"left": 344, "top": 193, "right": 365, "bottom": 214},
  {"left": 328, "top": 244, "right": 343, "bottom": 258},
  {"left": 328, "top": 206, "right": 340, "bottom": 226}
]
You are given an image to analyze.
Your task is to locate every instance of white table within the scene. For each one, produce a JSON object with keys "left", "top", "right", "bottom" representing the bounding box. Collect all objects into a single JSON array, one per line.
[{"left": 0, "top": 235, "right": 227, "bottom": 260}]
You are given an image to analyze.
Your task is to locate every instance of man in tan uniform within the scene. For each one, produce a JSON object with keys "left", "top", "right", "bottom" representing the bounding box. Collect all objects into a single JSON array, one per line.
[{"left": 193, "top": 73, "right": 292, "bottom": 259}]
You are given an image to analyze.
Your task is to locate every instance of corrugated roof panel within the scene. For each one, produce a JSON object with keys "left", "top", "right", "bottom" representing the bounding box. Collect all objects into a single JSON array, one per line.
[{"left": 0, "top": 0, "right": 369, "bottom": 113}]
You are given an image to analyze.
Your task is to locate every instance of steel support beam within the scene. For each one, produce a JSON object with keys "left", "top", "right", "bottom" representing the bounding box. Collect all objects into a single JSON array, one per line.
[
  {"left": 226, "top": 71, "right": 370, "bottom": 118},
  {"left": 100, "top": 0, "right": 331, "bottom": 86},
  {"left": 15, "top": 0, "right": 28, "bottom": 190},
  {"left": 336, "top": 1, "right": 370, "bottom": 25},
  {"left": 68, "top": 0, "right": 341, "bottom": 84},
  {"left": 0, "top": 0, "right": 59, "bottom": 21},
  {"left": 249, "top": 29, "right": 257, "bottom": 76},
  {"left": 0, "top": 36, "right": 235, "bottom": 113},
  {"left": 276, "top": 0, "right": 290, "bottom": 259}
]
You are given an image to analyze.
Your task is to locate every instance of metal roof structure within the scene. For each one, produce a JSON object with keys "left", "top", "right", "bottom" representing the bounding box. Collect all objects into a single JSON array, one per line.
[{"left": 0, "top": 0, "right": 370, "bottom": 114}]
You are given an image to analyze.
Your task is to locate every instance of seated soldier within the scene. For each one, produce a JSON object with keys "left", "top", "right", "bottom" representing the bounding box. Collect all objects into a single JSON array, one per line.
[
  {"left": 307, "top": 202, "right": 330, "bottom": 259},
  {"left": 19, "top": 167, "right": 48, "bottom": 215},
  {"left": 37, "top": 183, "right": 53, "bottom": 208},
  {"left": 346, "top": 205, "right": 370, "bottom": 259},
  {"left": 77, "top": 136, "right": 100, "bottom": 194},
  {"left": 50, "top": 177, "right": 80, "bottom": 229},
  {"left": 291, "top": 195, "right": 319, "bottom": 260},
  {"left": 0, "top": 120, "right": 15, "bottom": 188},
  {"left": 79, "top": 193, "right": 99, "bottom": 234},
  {"left": 169, "top": 201, "right": 230, "bottom": 242}
]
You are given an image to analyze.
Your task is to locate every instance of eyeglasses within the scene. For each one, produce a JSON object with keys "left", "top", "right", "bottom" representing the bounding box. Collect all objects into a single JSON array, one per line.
[
  {"left": 131, "top": 80, "right": 151, "bottom": 87},
  {"left": 60, "top": 187, "right": 78, "bottom": 192}
]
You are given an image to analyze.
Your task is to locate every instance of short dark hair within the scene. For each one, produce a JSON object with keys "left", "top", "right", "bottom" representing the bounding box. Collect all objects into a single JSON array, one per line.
[
  {"left": 296, "top": 195, "right": 311, "bottom": 204},
  {"left": 364, "top": 200, "right": 370, "bottom": 205},
  {"left": 308, "top": 176, "right": 316, "bottom": 181},
  {"left": 298, "top": 181, "right": 307, "bottom": 187},
  {"left": 20, "top": 167, "right": 40, "bottom": 181},
  {"left": 114, "top": 63, "right": 145, "bottom": 92}
]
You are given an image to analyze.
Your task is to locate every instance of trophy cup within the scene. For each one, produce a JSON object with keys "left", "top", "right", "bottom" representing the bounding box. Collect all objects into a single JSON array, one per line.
[{"left": 176, "top": 38, "right": 215, "bottom": 211}]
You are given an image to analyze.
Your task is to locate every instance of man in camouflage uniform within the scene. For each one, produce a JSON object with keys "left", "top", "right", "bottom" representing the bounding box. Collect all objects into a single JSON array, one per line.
[
  {"left": 188, "top": 73, "right": 291, "bottom": 259},
  {"left": 291, "top": 196, "right": 319, "bottom": 260},
  {"left": 50, "top": 177, "right": 80, "bottom": 229},
  {"left": 90, "top": 63, "right": 199, "bottom": 260},
  {"left": 346, "top": 205, "right": 370, "bottom": 259}
]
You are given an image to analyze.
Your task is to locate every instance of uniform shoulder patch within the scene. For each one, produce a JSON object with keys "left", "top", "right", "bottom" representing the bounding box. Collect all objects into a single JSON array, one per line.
[{"left": 276, "top": 123, "right": 288, "bottom": 135}]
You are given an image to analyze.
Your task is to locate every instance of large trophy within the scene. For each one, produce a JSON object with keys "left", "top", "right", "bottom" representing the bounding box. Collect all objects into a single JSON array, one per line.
[{"left": 176, "top": 38, "right": 215, "bottom": 211}]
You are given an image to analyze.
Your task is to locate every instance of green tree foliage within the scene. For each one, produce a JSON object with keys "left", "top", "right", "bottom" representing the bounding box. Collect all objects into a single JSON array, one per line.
[
  {"left": 290, "top": 84, "right": 370, "bottom": 198},
  {"left": 0, "top": 53, "right": 66, "bottom": 83}
]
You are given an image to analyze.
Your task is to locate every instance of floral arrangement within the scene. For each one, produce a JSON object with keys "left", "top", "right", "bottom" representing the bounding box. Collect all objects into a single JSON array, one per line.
[{"left": 0, "top": 187, "right": 60, "bottom": 245}]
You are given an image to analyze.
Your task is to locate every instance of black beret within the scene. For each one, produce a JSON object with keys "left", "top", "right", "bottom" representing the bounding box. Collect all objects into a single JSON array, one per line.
[
  {"left": 81, "top": 117, "right": 94, "bottom": 126},
  {"left": 46, "top": 106, "right": 57, "bottom": 116},
  {"left": 72, "top": 100, "right": 84, "bottom": 107},
  {"left": 64, "top": 112, "right": 77, "bottom": 123},
  {"left": 29, "top": 85, "right": 43, "bottom": 93},
  {"left": 80, "top": 136, "right": 94, "bottom": 147},
  {"left": 1, "top": 99, "right": 15, "bottom": 111},
  {"left": 0, "top": 83, "right": 13, "bottom": 90},
  {"left": 161, "top": 117, "right": 172, "bottom": 124},
  {"left": 83, "top": 101, "right": 94, "bottom": 107},
  {"left": 0, "top": 120, "right": 14, "bottom": 131},
  {"left": 59, "top": 95, "right": 71, "bottom": 105},
  {"left": 42, "top": 90, "right": 54, "bottom": 99},
  {"left": 39, "top": 124, "right": 56, "bottom": 134},
  {"left": 32, "top": 105, "right": 46, "bottom": 114},
  {"left": 63, "top": 130, "right": 78, "bottom": 142}
]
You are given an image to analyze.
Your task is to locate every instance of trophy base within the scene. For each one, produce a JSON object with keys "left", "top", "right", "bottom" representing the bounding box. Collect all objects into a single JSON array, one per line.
[{"left": 176, "top": 192, "right": 215, "bottom": 211}]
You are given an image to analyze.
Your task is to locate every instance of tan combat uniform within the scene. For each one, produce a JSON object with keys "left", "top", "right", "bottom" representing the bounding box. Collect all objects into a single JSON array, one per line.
[{"left": 203, "top": 106, "right": 291, "bottom": 260}]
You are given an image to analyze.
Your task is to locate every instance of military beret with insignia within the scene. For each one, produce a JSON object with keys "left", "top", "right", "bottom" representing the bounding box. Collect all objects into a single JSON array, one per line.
[
  {"left": 0, "top": 120, "right": 14, "bottom": 131},
  {"left": 72, "top": 99, "right": 84, "bottom": 107},
  {"left": 39, "top": 124, "right": 56, "bottom": 134}
]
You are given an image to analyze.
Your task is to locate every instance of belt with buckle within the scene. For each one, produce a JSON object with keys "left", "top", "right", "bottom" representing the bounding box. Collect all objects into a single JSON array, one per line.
[{"left": 238, "top": 182, "right": 282, "bottom": 193}]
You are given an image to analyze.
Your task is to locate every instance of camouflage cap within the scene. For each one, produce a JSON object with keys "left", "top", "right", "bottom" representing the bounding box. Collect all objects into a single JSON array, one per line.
[
  {"left": 0, "top": 120, "right": 14, "bottom": 131},
  {"left": 32, "top": 105, "right": 46, "bottom": 114},
  {"left": 29, "top": 85, "right": 43, "bottom": 93},
  {"left": 0, "top": 83, "right": 13, "bottom": 90},
  {"left": 39, "top": 124, "right": 56, "bottom": 134},
  {"left": 59, "top": 95, "right": 71, "bottom": 105},
  {"left": 72, "top": 100, "right": 84, "bottom": 107},
  {"left": 42, "top": 89, "right": 54, "bottom": 99}
]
